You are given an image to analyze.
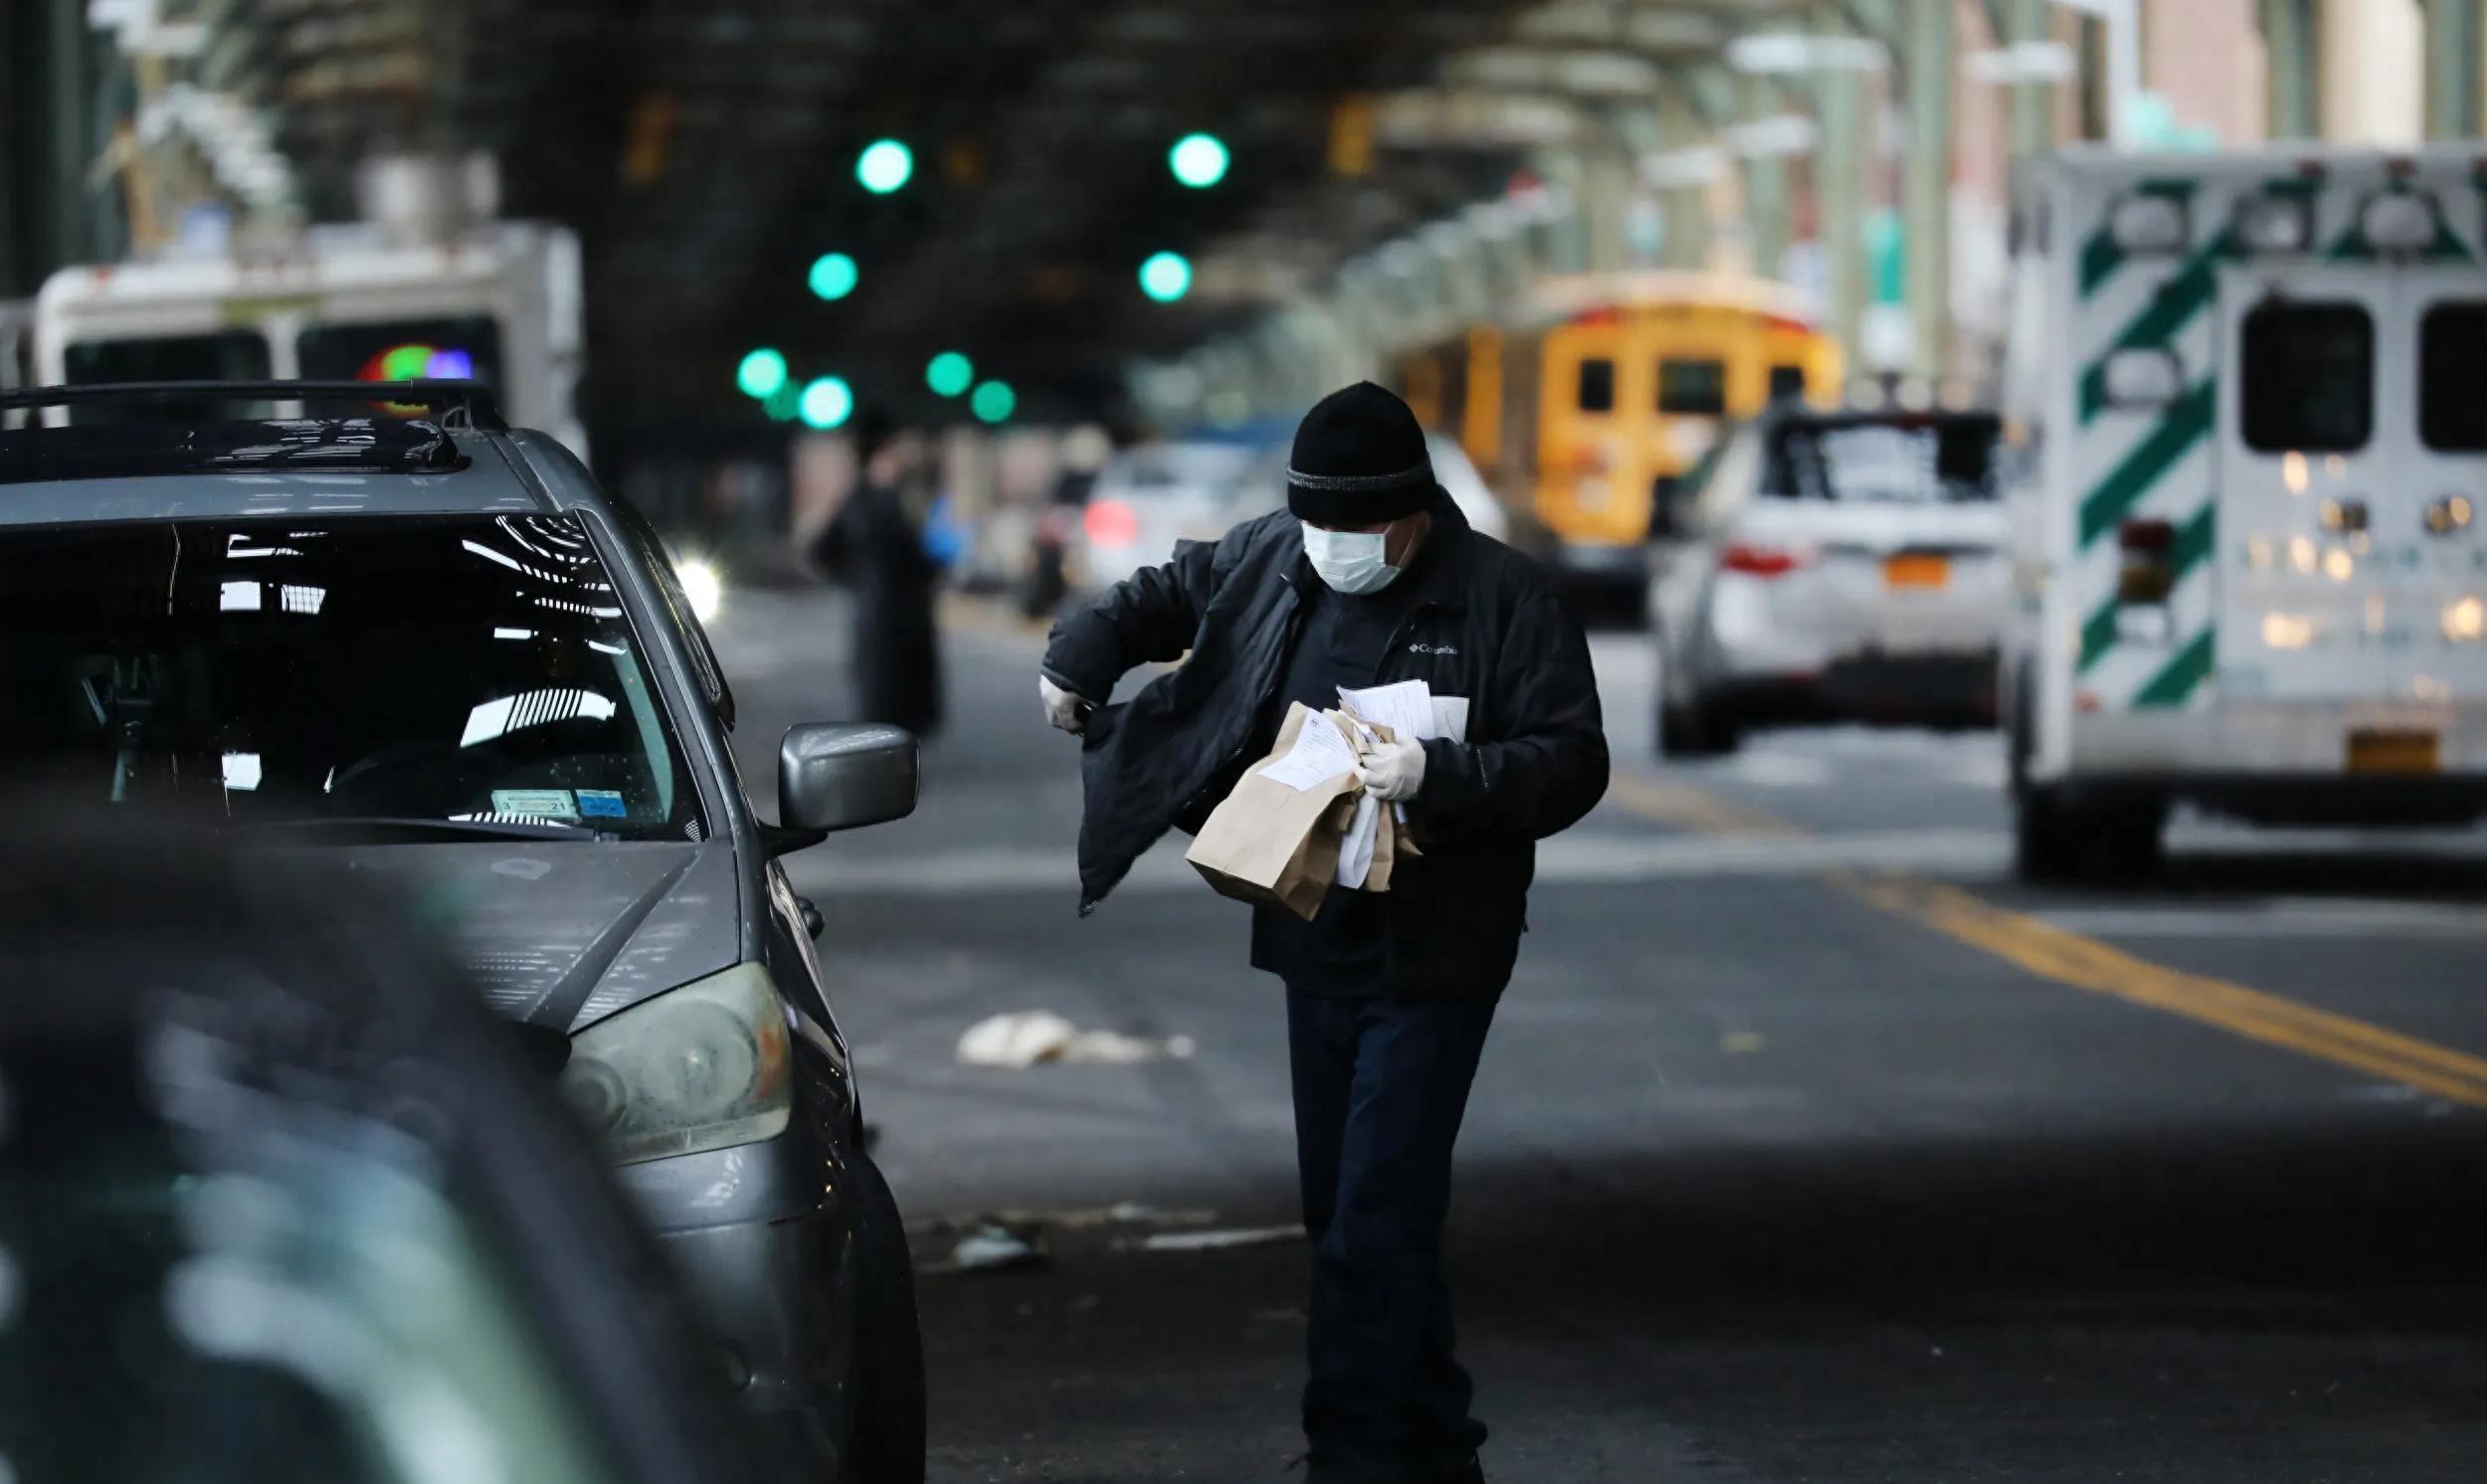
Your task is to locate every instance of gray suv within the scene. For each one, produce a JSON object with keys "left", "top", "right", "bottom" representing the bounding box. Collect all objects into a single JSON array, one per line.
[{"left": 0, "top": 382, "right": 925, "bottom": 1482}]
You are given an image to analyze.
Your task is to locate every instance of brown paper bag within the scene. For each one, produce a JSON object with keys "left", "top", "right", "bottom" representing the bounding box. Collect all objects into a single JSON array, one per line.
[{"left": 1186, "top": 703, "right": 1364, "bottom": 920}]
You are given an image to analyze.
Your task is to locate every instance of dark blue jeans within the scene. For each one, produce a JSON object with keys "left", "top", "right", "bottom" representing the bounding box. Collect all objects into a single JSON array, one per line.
[{"left": 1287, "top": 987, "right": 1496, "bottom": 1480}]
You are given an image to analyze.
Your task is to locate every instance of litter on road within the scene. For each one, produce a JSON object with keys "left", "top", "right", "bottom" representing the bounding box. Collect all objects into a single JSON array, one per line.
[
  {"left": 1129, "top": 1225, "right": 1306, "bottom": 1254},
  {"left": 926, "top": 1220, "right": 1050, "bottom": 1275},
  {"left": 956, "top": 1009, "right": 1198, "bottom": 1067}
]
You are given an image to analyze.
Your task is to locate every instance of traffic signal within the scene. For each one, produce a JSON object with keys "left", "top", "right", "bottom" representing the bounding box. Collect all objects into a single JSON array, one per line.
[
  {"left": 1139, "top": 251, "right": 1193, "bottom": 303},
  {"left": 809, "top": 253, "right": 860, "bottom": 301},
  {"left": 857, "top": 138, "right": 913, "bottom": 194},
  {"left": 926, "top": 351, "right": 974, "bottom": 397},
  {"left": 799, "top": 376, "right": 855, "bottom": 430},
  {"left": 737, "top": 348, "right": 789, "bottom": 398},
  {"left": 970, "top": 380, "right": 1016, "bottom": 425},
  {"left": 1169, "top": 132, "right": 1231, "bottom": 189}
]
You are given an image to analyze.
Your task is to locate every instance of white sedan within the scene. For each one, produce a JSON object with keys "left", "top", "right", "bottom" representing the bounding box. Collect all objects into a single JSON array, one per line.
[
  {"left": 1649, "top": 410, "right": 2008, "bottom": 755},
  {"left": 1068, "top": 441, "right": 1255, "bottom": 595}
]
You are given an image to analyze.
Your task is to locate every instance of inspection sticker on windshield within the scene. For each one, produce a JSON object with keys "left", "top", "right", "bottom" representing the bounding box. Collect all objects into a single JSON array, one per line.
[
  {"left": 575, "top": 789, "right": 628, "bottom": 819},
  {"left": 489, "top": 788, "right": 579, "bottom": 821}
]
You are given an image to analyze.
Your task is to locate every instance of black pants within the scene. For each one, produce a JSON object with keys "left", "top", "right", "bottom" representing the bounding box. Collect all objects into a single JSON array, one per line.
[{"left": 1287, "top": 987, "right": 1496, "bottom": 1481}]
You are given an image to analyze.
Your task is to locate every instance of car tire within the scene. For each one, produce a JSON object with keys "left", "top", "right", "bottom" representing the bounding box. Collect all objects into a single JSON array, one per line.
[
  {"left": 841, "top": 1153, "right": 926, "bottom": 1484},
  {"left": 1660, "top": 695, "right": 1725, "bottom": 758}
]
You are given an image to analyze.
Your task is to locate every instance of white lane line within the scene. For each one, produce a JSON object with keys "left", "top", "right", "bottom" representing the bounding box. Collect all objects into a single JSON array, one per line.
[
  {"left": 788, "top": 828, "right": 2012, "bottom": 897},
  {"left": 2038, "top": 899, "right": 2487, "bottom": 940}
]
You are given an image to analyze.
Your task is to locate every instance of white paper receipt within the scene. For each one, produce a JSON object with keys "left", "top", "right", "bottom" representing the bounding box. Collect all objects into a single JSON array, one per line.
[
  {"left": 1257, "top": 712, "right": 1359, "bottom": 792},
  {"left": 1335, "top": 792, "right": 1382, "bottom": 889},
  {"left": 1337, "top": 679, "right": 1436, "bottom": 742}
]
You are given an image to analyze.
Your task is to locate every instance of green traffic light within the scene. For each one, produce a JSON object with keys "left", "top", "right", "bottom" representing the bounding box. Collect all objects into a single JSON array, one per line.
[
  {"left": 1169, "top": 132, "right": 1230, "bottom": 189},
  {"left": 764, "top": 384, "right": 800, "bottom": 422},
  {"left": 809, "top": 253, "right": 860, "bottom": 301},
  {"left": 857, "top": 138, "right": 913, "bottom": 194},
  {"left": 799, "top": 376, "right": 855, "bottom": 431},
  {"left": 736, "top": 347, "right": 789, "bottom": 399},
  {"left": 1139, "top": 251, "right": 1193, "bottom": 303},
  {"left": 970, "top": 380, "right": 1016, "bottom": 425},
  {"left": 926, "top": 351, "right": 974, "bottom": 397}
]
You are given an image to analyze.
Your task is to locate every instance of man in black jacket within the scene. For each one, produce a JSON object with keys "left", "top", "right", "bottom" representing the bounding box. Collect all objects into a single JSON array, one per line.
[{"left": 1040, "top": 383, "right": 1608, "bottom": 1484}]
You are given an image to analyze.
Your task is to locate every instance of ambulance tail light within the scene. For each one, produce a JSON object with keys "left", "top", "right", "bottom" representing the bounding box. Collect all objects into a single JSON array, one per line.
[
  {"left": 2117, "top": 517, "right": 2178, "bottom": 606},
  {"left": 1719, "top": 542, "right": 1811, "bottom": 579}
]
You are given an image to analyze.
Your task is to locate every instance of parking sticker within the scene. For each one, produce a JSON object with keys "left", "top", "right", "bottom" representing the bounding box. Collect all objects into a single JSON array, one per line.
[
  {"left": 576, "top": 789, "right": 628, "bottom": 819},
  {"left": 489, "top": 788, "right": 579, "bottom": 821}
]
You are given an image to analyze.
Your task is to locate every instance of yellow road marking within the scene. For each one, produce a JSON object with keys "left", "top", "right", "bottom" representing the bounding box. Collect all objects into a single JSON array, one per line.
[
  {"left": 1605, "top": 768, "right": 2487, "bottom": 1107},
  {"left": 1836, "top": 871, "right": 2487, "bottom": 1107}
]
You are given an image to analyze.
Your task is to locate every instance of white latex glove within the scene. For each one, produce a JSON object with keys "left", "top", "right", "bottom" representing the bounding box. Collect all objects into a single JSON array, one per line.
[
  {"left": 1359, "top": 735, "right": 1427, "bottom": 802},
  {"left": 1039, "top": 674, "right": 1091, "bottom": 735}
]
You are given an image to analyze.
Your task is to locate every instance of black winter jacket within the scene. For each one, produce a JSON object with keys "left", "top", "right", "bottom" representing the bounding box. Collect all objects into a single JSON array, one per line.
[{"left": 1043, "top": 496, "right": 1609, "bottom": 998}]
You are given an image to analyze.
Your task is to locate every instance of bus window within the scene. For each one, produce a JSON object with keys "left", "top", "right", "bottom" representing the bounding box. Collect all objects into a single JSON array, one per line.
[
  {"left": 297, "top": 316, "right": 504, "bottom": 418},
  {"left": 1576, "top": 358, "right": 1616, "bottom": 413},
  {"left": 63, "top": 333, "right": 273, "bottom": 424},
  {"left": 1658, "top": 358, "right": 1728, "bottom": 416},
  {"left": 2418, "top": 302, "right": 2487, "bottom": 452},
  {"left": 2241, "top": 301, "right": 2371, "bottom": 454},
  {"left": 1768, "top": 364, "right": 1809, "bottom": 402}
]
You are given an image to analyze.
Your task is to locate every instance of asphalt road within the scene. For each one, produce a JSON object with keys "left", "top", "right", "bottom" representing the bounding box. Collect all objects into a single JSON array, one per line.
[{"left": 714, "top": 585, "right": 2487, "bottom": 1484}]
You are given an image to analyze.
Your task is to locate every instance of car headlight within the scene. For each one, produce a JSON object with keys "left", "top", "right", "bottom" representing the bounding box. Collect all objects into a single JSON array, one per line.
[
  {"left": 676, "top": 557, "right": 724, "bottom": 623},
  {"left": 558, "top": 963, "right": 792, "bottom": 1165}
]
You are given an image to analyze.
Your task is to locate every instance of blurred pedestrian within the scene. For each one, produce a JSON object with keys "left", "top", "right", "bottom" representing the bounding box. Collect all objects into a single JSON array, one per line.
[
  {"left": 1037, "top": 383, "right": 1609, "bottom": 1484},
  {"left": 815, "top": 414, "right": 944, "bottom": 738},
  {"left": 1023, "top": 424, "right": 1112, "bottom": 619}
]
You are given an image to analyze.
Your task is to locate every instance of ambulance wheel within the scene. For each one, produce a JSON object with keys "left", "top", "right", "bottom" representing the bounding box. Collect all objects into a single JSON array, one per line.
[{"left": 2015, "top": 788, "right": 2166, "bottom": 884}]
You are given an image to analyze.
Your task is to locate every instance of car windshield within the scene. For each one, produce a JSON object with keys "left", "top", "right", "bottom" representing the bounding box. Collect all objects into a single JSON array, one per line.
[
  {"left": 0, "top": 513, "right": 704, "bottom": 839},
  {"left": 1766, "top": 418, "right": 2000, "bottom": 503}
]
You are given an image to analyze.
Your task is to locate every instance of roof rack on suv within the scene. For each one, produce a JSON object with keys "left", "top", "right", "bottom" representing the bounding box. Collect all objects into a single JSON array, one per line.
[{"left": 0, "top": 380, "right": 508, "bottom": 431}]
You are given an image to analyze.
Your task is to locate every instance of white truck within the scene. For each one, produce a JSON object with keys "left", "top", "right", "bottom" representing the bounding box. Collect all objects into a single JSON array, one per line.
[
  {"left": 29, "top": 220, "right": 584, "bottom": 456},
  {"left": 2003, "top": 146, "right": 2487, "bottom": 880}
]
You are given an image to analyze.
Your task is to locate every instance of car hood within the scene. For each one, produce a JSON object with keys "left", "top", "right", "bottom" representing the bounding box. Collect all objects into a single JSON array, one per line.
[{"left": 323, "top": 841, "right": 741, "bottom": 1031}]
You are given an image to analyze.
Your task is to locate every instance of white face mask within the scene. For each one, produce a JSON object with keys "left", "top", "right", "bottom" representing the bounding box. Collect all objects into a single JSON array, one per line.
[{"left": 1301, "top": 522, "right": 1403, "bottom": 595}]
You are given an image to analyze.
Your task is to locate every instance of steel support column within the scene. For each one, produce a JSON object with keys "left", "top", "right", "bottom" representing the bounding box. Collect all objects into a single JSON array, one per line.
[
  {"left": 1815, "top": 8, "right": 1874, "bottom": 373},
  {"left": 1650, "top": 96, "right": 1713, "bottom": 272},
  {"left": 2425, "top": 0, "right": 2484, "bottom": 139},
  {"left": 2009, "top": 0, "right": 2055, "bottom": 156},
  {"left": 2261, "top": 0, "right": 2321, "bottom": 140},
  {"left": 1904, "top": 0, "right": 1954, "bottom": 385},
  {"left": 1741, "top": 73, "right": 1794, "bottom": 281},
  {"left": 4, "top": 0, "right": 96, "bottom": 292}
]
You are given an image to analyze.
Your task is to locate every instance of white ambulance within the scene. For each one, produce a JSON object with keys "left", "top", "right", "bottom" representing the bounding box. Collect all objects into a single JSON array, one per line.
[
  {"left": 30, "top": 220, "right": 584, "bottom": 457},
  {"left": 2003, "top": 146, "right": 2487, "bottom": 880}
]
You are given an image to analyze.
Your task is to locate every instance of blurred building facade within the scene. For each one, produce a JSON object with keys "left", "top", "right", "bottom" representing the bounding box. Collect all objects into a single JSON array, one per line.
[{"left": 6, "top": 1, "right": 2486, "bottom": 430}]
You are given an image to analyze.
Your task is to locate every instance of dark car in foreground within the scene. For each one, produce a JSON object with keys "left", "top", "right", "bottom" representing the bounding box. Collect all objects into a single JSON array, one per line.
[
  {"left": 0, "top": 802, "right": 756, "bottom": 1484},
  {"left": 0, "top": 382, "right": 925, "bottom": 1481}
]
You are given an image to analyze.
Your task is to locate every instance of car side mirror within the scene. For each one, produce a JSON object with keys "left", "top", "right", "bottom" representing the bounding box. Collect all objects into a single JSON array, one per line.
[{"left": 770, "top": 723, "right": 918, "bottom": 855}]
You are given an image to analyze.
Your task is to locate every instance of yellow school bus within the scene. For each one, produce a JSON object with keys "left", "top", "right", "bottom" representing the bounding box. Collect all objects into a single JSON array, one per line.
[{"left": 1397, "top": 273, "right": 1841, "bottom": 590}]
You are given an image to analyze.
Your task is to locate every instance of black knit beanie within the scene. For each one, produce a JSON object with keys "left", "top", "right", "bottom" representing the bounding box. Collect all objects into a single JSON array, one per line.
[{"left": 1285, "top": 382, "right": 1437, "bottom": 526}]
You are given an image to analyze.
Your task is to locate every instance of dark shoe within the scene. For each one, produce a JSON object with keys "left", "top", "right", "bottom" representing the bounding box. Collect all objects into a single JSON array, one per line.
[{"left": 1427, "top": 1456, "right": 1484, "bottom": 1484}]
